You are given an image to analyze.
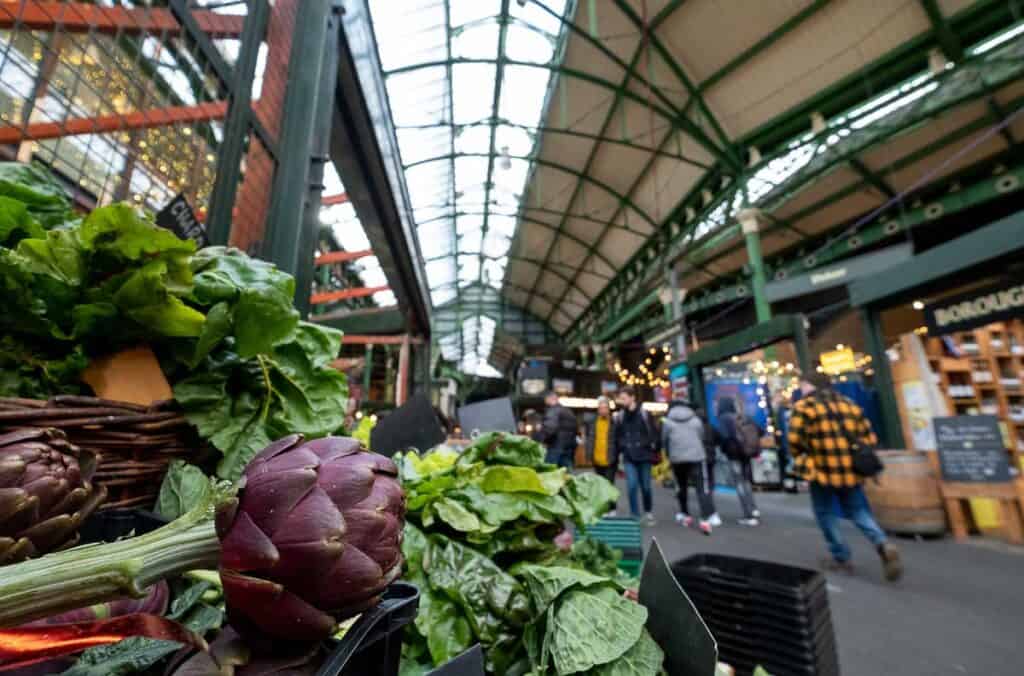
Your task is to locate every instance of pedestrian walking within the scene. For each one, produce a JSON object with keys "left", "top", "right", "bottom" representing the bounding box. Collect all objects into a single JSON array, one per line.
[
  {"left": 695, "top": 406, "right": 722, "bottom": 526},
  {"left": 716, "top": 396, "right": 761, "bottom": 526},
  {"left": 613, "top": 386, "right": 658, "bottom": 525},
  {"left": 541, "top": 391, "right": 579, "bottom": 470},
  {"left": 585, "top": 397, "right": 618, "bottom": 514},
  {"left": 788, "top": 373, "right": 903, "bottom": 581},
  {"left": 662, "top": 400, "right": 715, "bottom": 535}
]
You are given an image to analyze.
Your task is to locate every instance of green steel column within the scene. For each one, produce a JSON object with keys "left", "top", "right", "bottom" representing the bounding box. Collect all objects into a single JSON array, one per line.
[
  {"left": 738, "top": 209, "right": 772, "bottom": 323},
  {"left": 262, "top": 0, "right": 334, "bottom": 291},
  {"left": 363, "top": 344, "right": 373, "bottom": 403},
  {"left": 861, "top": 307, "right": 906, "bottom": 449},
  {"left": 206, "top": 0, "right": 270, "bottom": 245}
]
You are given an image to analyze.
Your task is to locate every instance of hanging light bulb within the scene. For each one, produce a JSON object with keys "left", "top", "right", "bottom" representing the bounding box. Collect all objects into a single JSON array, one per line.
[{"left": 499, "top": 145, "right": 512, "bottom": 170}]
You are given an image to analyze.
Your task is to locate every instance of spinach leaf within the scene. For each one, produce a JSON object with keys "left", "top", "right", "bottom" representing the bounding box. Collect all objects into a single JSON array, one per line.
[
  {"left": 60, "top": 637, "right": 182, "bottom": 676},
  {"left": 156, "top": 461, "right": 211, "bottom": 521}
]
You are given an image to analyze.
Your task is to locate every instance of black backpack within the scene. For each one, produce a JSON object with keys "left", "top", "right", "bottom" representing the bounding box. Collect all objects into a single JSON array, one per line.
[{"left": 737, "top": 417, "right": 762, "bottom": 459}]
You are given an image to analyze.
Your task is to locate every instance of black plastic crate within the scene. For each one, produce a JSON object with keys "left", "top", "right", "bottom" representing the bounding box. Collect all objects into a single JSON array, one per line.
[
  {"left": 672, "top": 554, "right": 827, "bottom": 604},
  {"left": 681, "top": 587, "right": 834, "bottom": 640},
  {"left": 673, "top": 555, "right": 839, "bottom": 676},
  {"left": 316, "top": 581, "right": 420, "bottom": 676},
  {"left": 78, "top": 508, "right": 168, "bottom": 544}
]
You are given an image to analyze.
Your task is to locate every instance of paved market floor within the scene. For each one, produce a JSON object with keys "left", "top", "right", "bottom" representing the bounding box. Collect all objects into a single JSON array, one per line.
[{"left": 623, "top": 481, "right": 1024, "bottom": 675}]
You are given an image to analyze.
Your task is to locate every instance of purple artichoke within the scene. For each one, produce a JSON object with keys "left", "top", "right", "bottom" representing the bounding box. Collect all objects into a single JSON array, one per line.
[
  {"left": 0, "top": 428, "right": 106, "bottom": 563},
  {"left": 215, "top": 435, "right": 405, "bottom": 642}
]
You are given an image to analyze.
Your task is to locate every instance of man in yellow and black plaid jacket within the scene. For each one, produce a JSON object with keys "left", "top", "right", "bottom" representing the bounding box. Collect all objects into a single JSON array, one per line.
[{"left": 788, "top": 372, "right": 903, "bottom": 581}]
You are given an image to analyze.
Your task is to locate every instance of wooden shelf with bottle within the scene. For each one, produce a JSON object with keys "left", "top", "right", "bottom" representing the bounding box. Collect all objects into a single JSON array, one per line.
[{"left": 925, "top": 320, "right": 1024, "bottom": 459}]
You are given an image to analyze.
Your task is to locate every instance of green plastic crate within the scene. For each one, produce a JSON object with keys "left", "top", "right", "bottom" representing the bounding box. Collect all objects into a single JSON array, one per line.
[{"left": 579, "top": 517, "right": 643, "bottom": 576}]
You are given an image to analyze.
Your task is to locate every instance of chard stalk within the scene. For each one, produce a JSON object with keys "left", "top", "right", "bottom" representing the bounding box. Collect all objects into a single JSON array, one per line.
[{"left": 0, "top": 482, "right": 231, "bottom": 627}]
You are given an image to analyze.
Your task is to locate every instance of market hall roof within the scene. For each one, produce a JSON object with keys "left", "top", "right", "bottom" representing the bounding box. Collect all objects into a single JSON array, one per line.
[{"left": 368, "top": 0, "right": 1024, "bottom": 371}]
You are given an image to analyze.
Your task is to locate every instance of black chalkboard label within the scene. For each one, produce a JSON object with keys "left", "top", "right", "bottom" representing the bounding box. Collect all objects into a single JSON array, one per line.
[
  {"left": 156, "top": 193, "right": 208, "bottom": 247},
  {"left": 933, "top": 415, "right": 1011, "bottom": 483}
]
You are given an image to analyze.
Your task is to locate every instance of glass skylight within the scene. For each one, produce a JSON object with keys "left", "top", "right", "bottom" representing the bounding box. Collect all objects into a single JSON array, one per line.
[{"left": 369, "top": 0, "right": 568, "bottom": 375}]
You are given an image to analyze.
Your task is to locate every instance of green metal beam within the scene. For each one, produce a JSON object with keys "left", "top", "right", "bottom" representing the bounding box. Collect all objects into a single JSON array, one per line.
[
  {"left": 918, "top": 0, "right": 965, "bottom": 61},
  {"left": 736, "top": 0, "right": 1014, "bottom": 152},
  {"left": 611, "top": 0, "right": 741, "bottom": 169},
  {"left": 383, "top": 57, "right": 729, "bottom": 163},
  {"left": 698, "top": 0, "right": 835, "bottom": 93},
  {"left": 531, "top": 0, "right": 733, "bottom": 168},
  {"left": 576, "top": 35, "right": 1024, "bottom": 338},
  {"left": 404, "top": 152, "right": 660, "bottom": 229},
  {"left": 442, "top": 0, "right": 464, "bottom": 362},
  {"left": 478, "top": 0, "right": 512, "bottom": 286},
  {"left": 394, "top": 120, "right": 713, "bottom": 168},
  {"left": 849, "top": 157, "right": 896, "bottom": 198},
  {"left": 518, "top": 0, "right": 695, "bottom": 318}
]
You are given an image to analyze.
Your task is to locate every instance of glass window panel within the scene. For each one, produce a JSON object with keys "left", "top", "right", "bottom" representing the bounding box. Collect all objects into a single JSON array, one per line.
[
  {"left": 452, "top": 22, "right": 500, "bottom": 60},
  {"left": 482, "top": 232, "right": 509, "bottom": 258},
  {"left": 458, "top": 255, "right": 481, "bottom": 282},
  {"left": 494, "top": 124, "right": 534, "bottom": 157},
  {"left": 498, "top": 64, "right": 550, "bottom": 126},
  {"left": 426, "top": 259, "right": 456, "bottom": 286},
  {"left": 454, "top": 124, "right": 491, "bottom": 154},
  {"left": 508, "top": 0, "right": 566, "bottom": 36},
  {"left": 432, "top": 287, "right": 458, "bottom": 306},
  {"left": 454, "top": 155, "right": 490, "bottom": 193},
  {"left": 461, "top": 228, "right": 483, "bottom": 252},
  {"left": 452, "top": 64, "right": 496, "bottom": 123},
  {"left": 504, "top": 23, "right": 556, "bottom": 64},
  {"left": 488, "top": 214, "right": 517, "bottom": 237},
  {"left": 450, "top": 1, "right": 501, "bottom": 28}
]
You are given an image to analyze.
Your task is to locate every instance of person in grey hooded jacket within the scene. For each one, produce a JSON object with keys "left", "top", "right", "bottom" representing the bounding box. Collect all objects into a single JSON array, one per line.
[{"left": 662, "top": 400, "right": 715, "bottom": 534}]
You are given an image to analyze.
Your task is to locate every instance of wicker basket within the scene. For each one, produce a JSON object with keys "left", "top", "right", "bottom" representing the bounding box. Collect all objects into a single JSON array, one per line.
[{"left": 0, "top": 395, "right": 209, "bottom": 510}]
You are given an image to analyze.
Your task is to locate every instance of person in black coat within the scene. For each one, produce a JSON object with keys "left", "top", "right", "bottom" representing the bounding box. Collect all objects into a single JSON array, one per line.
[{"left": 541, "top": 391, "right": 579, "bottom": 469}]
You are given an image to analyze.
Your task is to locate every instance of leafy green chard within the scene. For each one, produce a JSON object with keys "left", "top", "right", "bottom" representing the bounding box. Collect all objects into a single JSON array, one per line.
[
  {"left": 0, "top": 163, "right": 349, "bottom": 474},
  {"left": 398, "top": 434, "right": 659, "bottom": 675}
]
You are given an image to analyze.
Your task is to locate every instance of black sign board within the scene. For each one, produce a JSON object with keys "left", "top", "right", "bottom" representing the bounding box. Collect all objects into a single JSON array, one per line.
[
  {"left": 458, "top": 397, "right": 517, "bottom": 435},
  {"left": 156, "top": 193, "right": 208, "bottom": 247},
  {"left": 933, "top": 415, "right": 1012, "bottom": 483},
  {"left": 638, "top": 539, "right": 717, "bottom": 676},
  {"left": 369, "top": 392, "right": 446, "bottom": 458},
  {"left": 924, "top": 278, "right": 1024, "bottom": 335}
]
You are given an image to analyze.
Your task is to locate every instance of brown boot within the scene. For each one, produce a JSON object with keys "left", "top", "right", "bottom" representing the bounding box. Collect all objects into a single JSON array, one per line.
[
  {"left": 878, "top": 543, "right": 903, "bottom": 581},
  {"left": 820, "top": 557, "right": 854, "bottom": 575}
]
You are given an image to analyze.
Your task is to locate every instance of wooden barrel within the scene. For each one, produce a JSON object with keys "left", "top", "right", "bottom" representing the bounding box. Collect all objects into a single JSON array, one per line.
[{"left": 863, "top": 450, "right": 947, "bottom": 536}]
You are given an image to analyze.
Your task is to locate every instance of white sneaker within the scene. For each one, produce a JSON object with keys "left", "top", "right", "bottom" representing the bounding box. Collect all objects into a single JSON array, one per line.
[
  {"left": 737, "top": 517, "right": 760, "bottom": 527},
  {"left": 675, "top": 513, "right": 693, "bottom": 527},
  {"left": 752, "top": 509, "right": 761, "bottom": 519},
  {"left": 708, "top": 513, "right": 723, "bottom": 527},
  {"left": 643, "top": 512, "right": 657, "bottom": 526}
]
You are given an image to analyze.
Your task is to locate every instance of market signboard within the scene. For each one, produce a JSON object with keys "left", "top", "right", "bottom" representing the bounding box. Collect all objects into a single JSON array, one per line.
[
  {"left": 923, "top": 279, "right": 1024, "bottom": 335},
  {"left": 763, "top": 243, "right": 912, "bottom": 302},
  {"left": 819, "top": 347, "right": 855, "bottom": 375},
  {"left": 933, "top": 415, "right": 1011, "bottom": 483}
]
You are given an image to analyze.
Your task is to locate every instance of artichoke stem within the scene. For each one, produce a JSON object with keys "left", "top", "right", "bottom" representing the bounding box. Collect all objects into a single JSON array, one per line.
[{"left": 0, "top": 484, "right": 227, "bottom": 627}]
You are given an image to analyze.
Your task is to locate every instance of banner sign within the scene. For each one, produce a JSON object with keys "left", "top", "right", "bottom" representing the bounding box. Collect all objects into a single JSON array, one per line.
[
  {"left": 924, "top": 279, "right": 1024, "bottom": 335},
  {"left": 156, "top": 194, "right": 208, "bottom": 247},
  {"left": 764, "top": 243, "right": 912, "bottom": 302},
  {"left": 819, "top": 347, "right": 855, "bottom": 375}
]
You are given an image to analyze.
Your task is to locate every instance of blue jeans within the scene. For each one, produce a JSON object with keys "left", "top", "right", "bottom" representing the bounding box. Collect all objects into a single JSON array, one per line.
[
  {"left": 624, "top": 461, "right": 653, "bottom": 517},
  {"left": 810, "top": 483, "right": 887, "bottom": 563}
]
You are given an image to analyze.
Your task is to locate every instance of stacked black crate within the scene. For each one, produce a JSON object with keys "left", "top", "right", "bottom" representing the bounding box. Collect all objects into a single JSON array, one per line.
[{"left": 672, "top": 554, "right": 839, "bottom": 676}]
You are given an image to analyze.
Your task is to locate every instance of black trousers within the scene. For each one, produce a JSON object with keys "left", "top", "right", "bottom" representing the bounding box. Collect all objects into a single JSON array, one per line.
[{"left": 671, "top": 461, "right": 715, "bottom": 519}]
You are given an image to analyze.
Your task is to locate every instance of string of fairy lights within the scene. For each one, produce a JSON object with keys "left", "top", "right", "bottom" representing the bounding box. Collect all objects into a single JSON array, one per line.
[{"left": 613, "top": 345, "right": 674, "bottom": 389}]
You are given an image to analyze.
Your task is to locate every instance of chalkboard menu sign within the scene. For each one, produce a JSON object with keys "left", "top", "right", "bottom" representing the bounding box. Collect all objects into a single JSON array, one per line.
[{"left": 933, "top": 415, "right": 1011, "bottom": 483}]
